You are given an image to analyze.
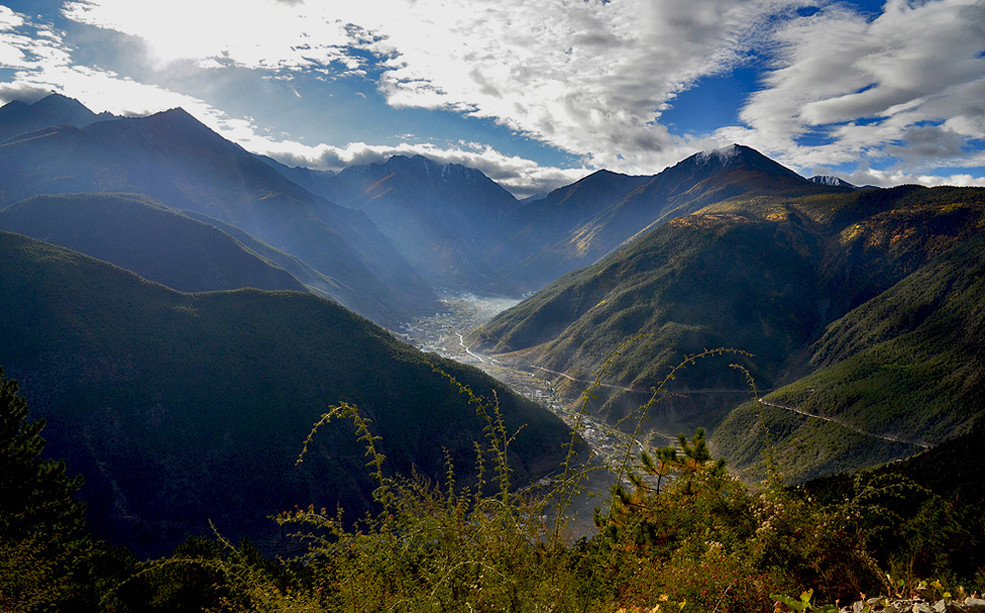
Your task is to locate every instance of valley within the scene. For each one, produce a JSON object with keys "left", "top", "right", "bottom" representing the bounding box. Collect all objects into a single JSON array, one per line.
[
  {"left": 398, "top": 293, "right": 697, "bottom": 471},
  {"left": 396, "top": 293, "right": 622, "bottom": 458},
  {"left": 3, "top": 0, "right": 985, "bottom": 606},
  {"left": 2, "top": 93, "right": 984, "bottom": 611},
  {"left": 395, "top": 293, "right": 637, "bottom": 536}
]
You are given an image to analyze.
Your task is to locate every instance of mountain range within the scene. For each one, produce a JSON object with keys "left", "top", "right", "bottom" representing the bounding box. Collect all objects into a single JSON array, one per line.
[
  {"left": 2, "top": 93, "right": 983, "bottom": 554},
  {"left": 0, "top": 95, "right": 437, "bottom": 326},
  {"left": 471, "top": 183, "right": 985, "bottom": 481},
  {"left": 483, "top": 144, "right": 833, "bottom": 291},
  {"left": 267, "top": 154, "right": 521, "bottom": 290}
]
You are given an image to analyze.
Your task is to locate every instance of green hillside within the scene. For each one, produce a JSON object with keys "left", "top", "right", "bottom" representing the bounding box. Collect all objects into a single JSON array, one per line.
[
  {"left": 485, "top": 144, "right": 827, "bottom": 292},
  {"left": 0, "top": 231, "right": 572, "bottom": 556},
  {"left": 717, "top": 231, "right": 985, "bottom": 482},
  {"left": 471, "top": 186, "right": 985, "bottom": 478},
  {"left": 470, "top": 206, "right": 830, "bottom": 438}
]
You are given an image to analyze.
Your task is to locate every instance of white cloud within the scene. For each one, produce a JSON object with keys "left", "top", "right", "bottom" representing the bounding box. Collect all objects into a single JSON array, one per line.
[
  {"left": 733, "top": 0, "right": 985, "bottom": 178},
  {"left": 250, "top": 136, "right": 587, "bottom": 198},
  {"left": 0, "top": 8, "right": 71, "bottom": 71},
  {"left": 0, "top": 6, "right": 25, "bottom": 30},
  {"left": 843, "top": 165, "right": 985, "bottom": 189},
  {"left": 61, "top": 0, "right": 355, "bottom": 71},
  {"left": 4, "top": 0, "right": 983, "bottom": 191},
  {"left": 57, "top": 0, "right": 811, "bottom": 175}
]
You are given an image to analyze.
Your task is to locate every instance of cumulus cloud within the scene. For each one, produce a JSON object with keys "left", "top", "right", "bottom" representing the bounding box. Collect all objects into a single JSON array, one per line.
[
  {"left": 57, "top": 0, "right": 811, "bottom": 174},
  {"left": 61, "top": 0, "right": 356, "bottom": 71},
  {"left": 0, "top": 7, "right": 72, "bottom": 72},
  {"left": 251, "top": 137, "right": 586, "bottom": 198},
  {"left": 733, "top": 0, "right": 985, "bottom": 178},
  {"left": 4, "top": 0, "right": 984, "bottom": 191},
  {"left": 843, "top": 165, "right": 985, "bottom": 189}
]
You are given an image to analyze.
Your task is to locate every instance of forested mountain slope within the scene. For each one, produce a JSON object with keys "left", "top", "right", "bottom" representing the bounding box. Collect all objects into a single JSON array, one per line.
[
  {"left": 471, "top": 186, "right": 985, "bottom": 480},
  {"left": 0, "top": 231, "right": 572, "bottom": 556}
]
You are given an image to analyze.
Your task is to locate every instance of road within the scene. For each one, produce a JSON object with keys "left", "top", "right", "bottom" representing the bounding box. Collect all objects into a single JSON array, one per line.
[{"left": 756, "top": 397, "right": 930, "bottom": 449}]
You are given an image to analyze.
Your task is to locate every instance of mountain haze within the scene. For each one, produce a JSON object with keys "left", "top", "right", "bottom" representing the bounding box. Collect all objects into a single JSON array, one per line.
[
  {"left": 0, "top": 193, "right": 307, "bottom": 294},
  {"left": 266, "top": 145, "right": 829, "bottom": 297},
  {"left": 0, "top": 97, "right": 437, "bottom": 325},
  {"left": 0, "top": 92, "right": 114, "bottom": 143},
  {"left": 273, "top": 155, "right": 521, "bottom": 289}
]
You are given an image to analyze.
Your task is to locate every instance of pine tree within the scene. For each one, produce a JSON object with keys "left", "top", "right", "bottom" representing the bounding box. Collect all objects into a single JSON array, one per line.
[{"left": 0, "top": 367, "right": 92, "bottom": 612}]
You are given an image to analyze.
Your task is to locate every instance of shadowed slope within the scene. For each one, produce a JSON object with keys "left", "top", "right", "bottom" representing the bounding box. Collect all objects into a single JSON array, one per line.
[
  {"left": 0, "top": 231, "right": 571, "bottom": 557},
  {"left": 0, "top": 193, "right": 306, "bottom": 293}
]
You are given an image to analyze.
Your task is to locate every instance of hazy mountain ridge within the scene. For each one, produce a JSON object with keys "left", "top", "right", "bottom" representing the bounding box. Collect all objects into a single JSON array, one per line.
[
  {"left": 265, "top": 144, "right": 839, "bottom": 296},
  {"left": 0, "top": 193, "right": 307, "bottom": 294},
  {"left": 0, "top": 98, "right": 438, "bottom": 325},
  {"left": 0, "top": 230, "right": 572, "bottom": 556},
  {"left": 273, "top": 154, "right": 521, "bottom": 289},
  {"left": 0, "top": 92, "right": 115, "bottom": 143}
]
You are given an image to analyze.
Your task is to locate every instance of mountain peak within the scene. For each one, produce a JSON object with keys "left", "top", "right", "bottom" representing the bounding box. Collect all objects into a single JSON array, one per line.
[
  {"left": 691, "top": 143, "right": 780, "bottom": 169},
  {"left": 150, "top": 106, "right": 201, "bottom": 124},
  {"left": 32, "top": 92, "right": 88, "bottom": 110},
  {"left": 134, "top": 107, "right": 233, "bottom": 147},
  {"left": 809, "top": 175, "right": 857, "bottom": 189},
  {"left": 694, "top": 143, "right": 745, "bottom": 166},
  {"left": 676, "top": 143, "right": 805, "bottom": 183},
  {"left": 379, "top": 154, "right": 493, "bottom": 186},
  {"left": 0, "top": 92, "right": 107, "bottom": 142}
]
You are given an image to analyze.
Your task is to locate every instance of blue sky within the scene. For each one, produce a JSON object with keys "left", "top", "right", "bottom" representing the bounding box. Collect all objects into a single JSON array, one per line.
[{"left": 1, "top": 0, "right": 983, "bottom": 196}]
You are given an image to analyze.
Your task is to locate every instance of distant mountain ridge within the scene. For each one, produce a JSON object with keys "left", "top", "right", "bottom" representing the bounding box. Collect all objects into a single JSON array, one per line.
[
  {"left": 0, "top": 92, "right": 115, "bottom": 143},
  {"left": 0, "top": 96, "right": 438, "bottom": 325},
  {"left": 273, "top": 154, "right": 521, "bottom": 289},
  {"left": 0, "top": 193, "right": 307, "bottom": 294},
  {"left": 4, "top": 95, "right": 855, "bottom": 315},
  {"left": 266, "top": 144, "right": 840, "bottom": 295}
]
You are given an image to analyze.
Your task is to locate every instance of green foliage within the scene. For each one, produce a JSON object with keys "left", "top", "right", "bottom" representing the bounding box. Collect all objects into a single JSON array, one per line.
[
  {"left": 718, "top": 231, "right": 985, "bottom": 483},
  {"left": 3, "top": 349, "right": 984, "bottom": 612},
  {"left": 772, "top": 589, "right": 842, "bottom": 613}
]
